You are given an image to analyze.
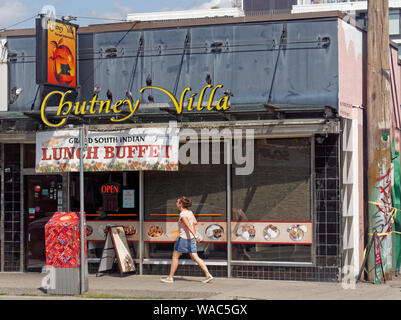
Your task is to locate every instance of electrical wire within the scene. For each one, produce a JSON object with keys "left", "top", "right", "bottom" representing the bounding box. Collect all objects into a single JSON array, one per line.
[
  {"left": 0, "top": 13, "right": 126, "bottom": 33},
  {"left": 79, "top": 21, "right": 138, "bottom": 92},
  {"left": 9, "top": 44, "right": 326, "bottom": 64},
  {"left": 0, "top": 14, "right": 39, "bottom": 32}
]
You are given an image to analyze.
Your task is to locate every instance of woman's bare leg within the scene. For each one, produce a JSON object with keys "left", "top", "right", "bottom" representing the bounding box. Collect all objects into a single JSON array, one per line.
[
  {"left": 167, "top": 250, "right": 181, "bottom": 279},
  {"left": 189, "top": 252, "right": 211, "bottom": 278}
]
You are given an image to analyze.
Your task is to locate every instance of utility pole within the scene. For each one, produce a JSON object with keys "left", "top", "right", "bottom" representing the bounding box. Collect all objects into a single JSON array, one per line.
[{"left": 367, "top": 0, "right": 392, "bottom": 282}]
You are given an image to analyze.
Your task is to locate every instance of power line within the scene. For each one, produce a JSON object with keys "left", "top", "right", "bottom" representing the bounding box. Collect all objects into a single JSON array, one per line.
[
  {"left": 0, "top": 14, "right": 39, "bottom": 32},
  {"left": 79, "top": 21, "right": 138, "bottom": 91},
  {"left": 0, "top": 13, "right": 126, "bottom": 34}
]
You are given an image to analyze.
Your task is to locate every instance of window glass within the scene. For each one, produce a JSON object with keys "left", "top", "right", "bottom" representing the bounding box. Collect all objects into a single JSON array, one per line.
[
  {"left": 70, "top": 172, "right": 139, "bottom": 220},
  {"left": 70, "top": 172, "right": 139, "bottom": 259},
  {"left": 232, "top": 138, "right": 312, "bottom": 262},
  {"left": 390, "top": 10, "right": 400, "bottom": 36},
  {"left": 144, "top": 142, "right": 227, "bottom": 260},
  {"left": 356, "top": 13, "right": 367, "bottom": 29}
]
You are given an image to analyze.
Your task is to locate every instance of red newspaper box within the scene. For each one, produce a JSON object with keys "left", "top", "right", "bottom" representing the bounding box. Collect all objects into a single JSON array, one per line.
[
  {"left": 45, "top": 212, "right": 86, "bottom": 268},
  {"left": 44, "top": 212, "right": 88, "bottom": 295}
]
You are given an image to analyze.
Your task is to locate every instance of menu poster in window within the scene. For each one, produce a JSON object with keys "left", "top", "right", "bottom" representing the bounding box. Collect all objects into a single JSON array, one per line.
[
  {"left": 87, "top": 221, "right": 138, "bottom": 241},
  {"left": 144, "top": 221, "right": 227, "bottom": 242},
  {"left": 123, "top": 189, "right": 135, "bottom": 208},
  {"left": 29, "top": 208, "right": 36, "bottom": 219},
  {"left": 231, "top": 221, "right": 313, "bottom": 244}
]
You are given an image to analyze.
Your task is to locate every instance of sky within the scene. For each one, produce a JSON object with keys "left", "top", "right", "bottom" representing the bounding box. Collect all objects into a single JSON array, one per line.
[{"left": 0, "top": 0, "right": 238, "bottom": 30}]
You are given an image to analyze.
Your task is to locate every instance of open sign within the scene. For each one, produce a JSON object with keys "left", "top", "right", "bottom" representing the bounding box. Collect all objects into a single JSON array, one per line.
[{"left": 100, "top": 183, "right": 120, "bottom": 195}]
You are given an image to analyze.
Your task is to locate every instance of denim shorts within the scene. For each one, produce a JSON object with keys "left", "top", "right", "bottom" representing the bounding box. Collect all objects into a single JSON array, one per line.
[{"left": 174, "top": 237, "right": 197, "bottom": 253}]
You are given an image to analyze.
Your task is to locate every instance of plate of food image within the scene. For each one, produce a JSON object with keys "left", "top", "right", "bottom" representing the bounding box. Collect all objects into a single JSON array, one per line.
[
  {"left": 263, "top": 224, "right": 280, "bottom": 240},
  {"left": 86, "top": 225, "right": 93, "bottom": 237},
  {"left": 195, "top": 231, "right": 203, "bottom": 241},
  {"left": 124, "top": 225, "right": 136, "bottom": 236},
  {"left": 148, "top": 225, "right": 164, "bottom": 238},
  {"left": 287, "top": 225, "right": 305, "bottom": 241},
  {"left": 236, "top": 224, "right": 256, "bottom": 241},
  {"left": 205, "top": 224, "right": 224, "bottom": 240}
]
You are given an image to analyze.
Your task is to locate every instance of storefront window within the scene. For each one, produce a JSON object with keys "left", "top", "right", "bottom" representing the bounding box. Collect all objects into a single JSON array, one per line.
[
  {"left": 144, "top": 143, "right": 227, "bottom": 261},
  {"left": 70, "top": 172, "right": 139, "bottom": 218},
  {"left": 71, "top": 172, "right": 139, "bottom": 259},
  {"left": 390, "top": 9, "right": 401, "bottom": 36},
  {"left": 232, "top": 138, "right": 312, "bottom": 263}
]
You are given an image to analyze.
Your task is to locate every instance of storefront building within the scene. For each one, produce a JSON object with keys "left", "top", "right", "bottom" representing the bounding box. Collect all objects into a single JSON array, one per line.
[{"left": 0, "top": 11, "right": 384, "bottom": 282}]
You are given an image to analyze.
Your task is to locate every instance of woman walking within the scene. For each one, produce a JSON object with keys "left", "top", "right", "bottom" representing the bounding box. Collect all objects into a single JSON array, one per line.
[{"left": 161, "top": 196, "right": 213, "bottom": 283}]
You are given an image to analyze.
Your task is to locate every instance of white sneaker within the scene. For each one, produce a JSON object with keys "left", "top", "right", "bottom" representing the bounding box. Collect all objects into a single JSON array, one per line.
[
  {"left": 160, "top": 277, "right": 174, "bottom": 283},
  {"left": 202, "top": 275, "right": 214, "bottom": 283}
]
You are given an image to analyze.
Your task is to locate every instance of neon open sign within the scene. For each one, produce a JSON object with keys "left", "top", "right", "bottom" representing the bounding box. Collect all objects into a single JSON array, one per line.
[{"left": 100, "top": 184, "right": 120, "bottom": 195}]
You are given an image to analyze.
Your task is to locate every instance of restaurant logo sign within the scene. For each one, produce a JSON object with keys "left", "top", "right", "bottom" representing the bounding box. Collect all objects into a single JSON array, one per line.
[
  {"left": 40, "top": 84, "right": 231, "bottom": 127},
  {"left": 36, "top": 17, "right": 78, "bottom": 88},
  {"left": 35, "top": 127, "right": 179, "bottom": 172}
]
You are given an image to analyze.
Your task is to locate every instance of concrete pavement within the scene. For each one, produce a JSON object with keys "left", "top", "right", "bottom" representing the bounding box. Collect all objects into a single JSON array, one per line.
[{"left": 0, "top": 272, "right": 400, "bottom": 300}]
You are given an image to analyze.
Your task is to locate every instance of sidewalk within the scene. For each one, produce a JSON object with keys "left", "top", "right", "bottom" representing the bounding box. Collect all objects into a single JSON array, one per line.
[{"left": 0, "top": 272, "right": 400, "bottom": 300}]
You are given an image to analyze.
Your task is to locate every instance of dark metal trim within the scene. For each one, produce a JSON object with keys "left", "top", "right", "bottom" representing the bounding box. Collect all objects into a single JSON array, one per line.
[{"left": 0, "top": 11, "right": 347, "bottom": 38}]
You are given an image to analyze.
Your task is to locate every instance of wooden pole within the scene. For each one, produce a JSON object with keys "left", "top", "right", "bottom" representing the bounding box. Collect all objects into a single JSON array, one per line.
[{"left": 366, "top": 0, "right": 392, "bottom": 282}]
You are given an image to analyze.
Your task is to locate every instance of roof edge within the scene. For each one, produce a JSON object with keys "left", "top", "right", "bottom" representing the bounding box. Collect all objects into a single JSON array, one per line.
[{"left": 0, "top": 11, "right": 346, "bottom": 37}]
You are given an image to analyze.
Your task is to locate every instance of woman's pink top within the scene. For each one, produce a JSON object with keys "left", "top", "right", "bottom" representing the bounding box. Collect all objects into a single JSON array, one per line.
[{"left": 178, "top": 209, "right": 196, "bottom": 239}]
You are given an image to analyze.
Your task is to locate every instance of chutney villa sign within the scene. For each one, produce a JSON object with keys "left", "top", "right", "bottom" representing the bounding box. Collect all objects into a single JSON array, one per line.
[{"left": 35, "top": 127, "right": 179, "bottom": 172}]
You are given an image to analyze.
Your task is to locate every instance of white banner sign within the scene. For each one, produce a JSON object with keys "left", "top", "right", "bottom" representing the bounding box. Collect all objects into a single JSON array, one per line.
[{"left": 35, "top": 127, "right": 179, "bottom": 172}]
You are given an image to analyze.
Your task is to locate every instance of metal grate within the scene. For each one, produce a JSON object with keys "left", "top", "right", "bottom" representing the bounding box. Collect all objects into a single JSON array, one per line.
[{"left": 3, "top": 145, "right": 21, "bottom": 271}]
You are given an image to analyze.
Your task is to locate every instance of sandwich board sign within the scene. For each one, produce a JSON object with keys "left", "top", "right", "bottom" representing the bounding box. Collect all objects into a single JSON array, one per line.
[{"left": 97, "top": 225, "right": 136, "bottom": 276}]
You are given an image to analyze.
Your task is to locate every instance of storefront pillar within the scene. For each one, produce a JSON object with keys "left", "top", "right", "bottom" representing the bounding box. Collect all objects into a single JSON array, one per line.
[
  {"left": 227, "top": 138, "right": 232, "bottom": 278},
  {"left": 19, "top": 144, "right": 24, "bottom": 272},
  {"left": 139, "top": 170, "right": 144, "bottom": 275},
  {"left": 0, "top": 144, "right": 3, "bottom": 272}
]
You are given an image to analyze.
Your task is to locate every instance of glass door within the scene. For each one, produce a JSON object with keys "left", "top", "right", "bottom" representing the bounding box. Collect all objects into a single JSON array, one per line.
[
  {"left": 25, "top": 175, "right": 62, "bottom": 271},
  {"left": 69, "top": 172, "right": 140, "bottom": 262}
]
